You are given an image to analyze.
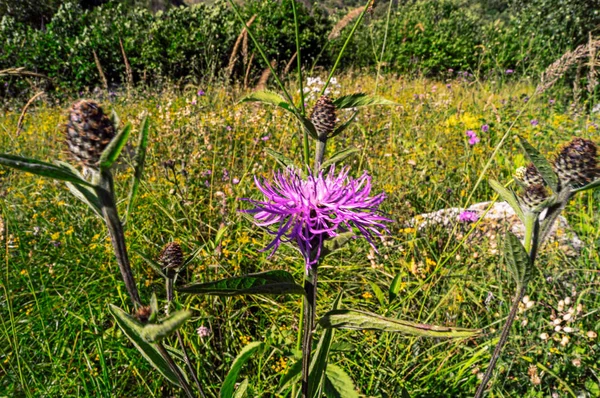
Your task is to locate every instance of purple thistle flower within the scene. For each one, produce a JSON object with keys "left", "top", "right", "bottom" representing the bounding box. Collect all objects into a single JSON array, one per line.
[
  {"left": 197, "top": 89, "right": 205, "bottom": 96},
  {"left": 244, "top": 167, "right": 391, "bottom": 271},
  {"left": 505, "top": 69, "right": 514, "bottom": 74},
  {"left": 481, "top": 124, "right": 489, "bottom": 133},
  {"left": 530, "top": 119, "right": 539, "bottom": 127},
  {"left": 466, "top": 130, "right": 480, "bottom": 145},
  {"left": 459, "top": 210, "right": 479, "bottom": 223}
]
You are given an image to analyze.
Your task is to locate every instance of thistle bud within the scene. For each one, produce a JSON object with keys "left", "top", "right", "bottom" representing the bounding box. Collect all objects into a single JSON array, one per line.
[
  {"left": 310, "top": 95, "right": 337, "bottom": 139},
  {"left": 520, "top": 163, "right": 544, "bottom": 187},
  {"left": 159, "top": 242, "right": 184, "bottom": 278},
  {"left": 134, "top": 306, "right": 152, "bottom": 324},
  {"left": 521, "top": 183, "right": 548, "bottom": 210},
  {"left": 554, "top": 138, "right": 599, "bottom": 189},
  {"left": 66, "top": 100, "right": 115, "bottom": 167}
]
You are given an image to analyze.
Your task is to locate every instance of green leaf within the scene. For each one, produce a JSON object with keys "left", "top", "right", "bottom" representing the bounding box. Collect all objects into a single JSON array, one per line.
[
  {"left": 54, "top": 161, "right": 102, "bottom": 217},
  {"left": 320, "top": 147, "right": 359, "bottom": 170},
  {"left": 297, "top": 113, "right": 319, "bottom": 140},
  {"left": 571, "top": 178, "right": 600, "bottom": 193},
  {"left": 232, "top": 378, "right": 249, "bottom": 398},
  {"left": 329, "top": 112, "right": 357, "bottom": 139},
  {"left": 99, "top": 123, "right": 132, "bottom": 171},
  {"left": 126, "top": 116, "right": 150, "bottom": 219},
  {"left": 0, "top": 154, "right": 95, "bottom": 187},
  {"left": 108, "top": 304, "right": 181, "bottom": 386},
  {"left": 140, "top": 310, "right": 192, "bottom": 343},
  {"left": 368, "top": 282, "right": 386, "bottom": 307},
  {"left": 323, "top": 364, "right": 359, "bottom": 398},
  {"left": 321, "top": 231, "right": 355, "bottom": 258},
  {"left": 221, "top": 341, "right": 264, "bottom": 398},
  {"left": 277, "top": 358, "right": 302, "bottom": 394},
  {"left": 319, "top": 309, "right": 481, "bottom": 338},
  {"left": 177, "top": 270, "right": 304, "bottom": 296},
  {"left": 308, "top": 293, "right": 343, "bottom": 398},
  {"left": 517, "top": 135, "right": 558, "bottom": 192},
  {"left": 133, "top": 249, "right": 168, "bottom": 279},
  {"left": 503, "top": 231, "right": 533, "bottom": 290},
  {"left": 488, "top": 179, "right": 525, "bottom": 222},
  {"left": 539, "top": 188, "right": 571, "bottom": 246},
  {"left": 389, "top": 274, "right": 402, "bottom": 303},
  {"left": 333, "top": 93, "right": 397, "bottom": 109},
  {"left": 265, "top": 148, "right": 297, "bottom": 170},
  {"left": 238, "top": 91, "right": 293, "bottom": 112}
]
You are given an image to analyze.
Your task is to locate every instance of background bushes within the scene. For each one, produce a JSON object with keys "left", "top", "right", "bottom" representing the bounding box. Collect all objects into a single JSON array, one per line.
[{"left": 1, "top": 0, "right": 599, "bottom": 96}]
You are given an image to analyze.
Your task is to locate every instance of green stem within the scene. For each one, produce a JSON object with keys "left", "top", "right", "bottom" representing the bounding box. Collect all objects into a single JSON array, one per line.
[
  {"left": 156, "top": 342, "right": 196, "bottom": 398},
  {"left": 374, "top": 0, "right": 394, "bottom": 95},
  {"left": 314, "top": 138, "right": 326, "bottom": 174},
  {"left": 96, "top": 170, "right": 141, "bottom": 307},
  {"left": 321, "top": 0, "right": 371, "bottom": 96},
  {"left": 291, "top": 0, "right": 310, "bottom": 166},
  {"left": 301, "top": 266, "right": 318, "bottom": 398},
  {"left": 473, "top": 284, "right": 527, "bottom": 398}
]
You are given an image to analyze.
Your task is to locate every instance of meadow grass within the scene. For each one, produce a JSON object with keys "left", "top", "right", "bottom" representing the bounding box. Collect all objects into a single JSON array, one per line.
[{"left": 1, "top": 73, "right": 599, "bottom": 397}]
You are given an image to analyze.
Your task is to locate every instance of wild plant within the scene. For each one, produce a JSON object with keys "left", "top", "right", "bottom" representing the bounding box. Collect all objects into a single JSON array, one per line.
[{"left": 474, "top": 136, "right": 600, "bottom": 397}]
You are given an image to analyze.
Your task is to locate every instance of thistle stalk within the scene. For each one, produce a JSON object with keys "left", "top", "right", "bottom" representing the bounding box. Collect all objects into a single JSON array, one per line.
[
  {"left": 95, "top": 170, "right": 141, "bottom": 307},
  {"left": 301, "top": 261, "right": 318, "bottom": 398}
]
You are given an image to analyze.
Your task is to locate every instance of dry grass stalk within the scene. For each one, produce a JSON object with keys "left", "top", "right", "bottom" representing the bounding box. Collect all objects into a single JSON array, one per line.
[
  {"left": 242, "top": 27, "right": 249, "bottom": 67},
  {"left": 227, "top": 14, "right": 257, "bottom": 77},
  {"left": 119, "top": 37, "right": 134, "bottom": 88},
  {"left": 255, "top": 60, "right": 276, "bottom": 91},
  {"left": 244, "top": 52, "right": 255, "bottom": 89},
  {"left": 587, "top": 33, "right": 598, "bottom": 94},
  {"left": 93, "top": 50, "right": 109, "bottom": 90},
  {"left": 536, "top": 39, "right": 600, "bottom": 94},
  {"left": 328, "top": 7, "right": 365, "bottom": 40},
  {"left": 15, "top": 91, "right": 44, "bottom": 136},
  {"left": 0, "top": 67, "right": 51, "bottom": 81},
  {"left": 283, "top": 52, "right": 297, "bottom": 76}
]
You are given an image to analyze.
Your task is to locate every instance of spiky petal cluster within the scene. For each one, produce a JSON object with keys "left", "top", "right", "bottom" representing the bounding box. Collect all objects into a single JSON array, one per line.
[
  {"left": 245, "top": 167, "right": 390, "bottom": 271},
  {"left": 310, "top": 95, "right": 337, "bottom": 139},
  {"left": 554, "top": 138, "right": 599, "bottom": 189},
  {"left": 159, "top": 242, "right": 184, "bottom": 277},
  {"left": 66, "top": 99, "right": 115, "bottom": 167}
]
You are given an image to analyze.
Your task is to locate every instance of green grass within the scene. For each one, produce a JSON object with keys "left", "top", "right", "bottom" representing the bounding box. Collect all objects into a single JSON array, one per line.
[{"left": 1, "top": 74, "right": 599, "bottom": 397}]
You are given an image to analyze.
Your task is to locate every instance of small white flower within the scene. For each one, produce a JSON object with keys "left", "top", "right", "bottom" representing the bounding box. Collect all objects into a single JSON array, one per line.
[
  {"left": 555, "top": 326, "right": 562, "bottom": 332},
  {"left": 564, "top": 297, "right": 571, "bottom": 305},
  {"left": 563, "top": 326, "right": 574, "bottom": 333},
  {"left": 587, "top": 331, "right": 597, "bottom": 339},
  {"left": 560, "top": 335, "right": 570, "bottom": 346},
  {"left": 553, "top": 318, "right": 562, "bottom": 326},
  {"left": 540, "top": 333, "right": 549, "bottom": 340},
  {"left": 562, "top": 313, "right": 572, "bottom": 321}
]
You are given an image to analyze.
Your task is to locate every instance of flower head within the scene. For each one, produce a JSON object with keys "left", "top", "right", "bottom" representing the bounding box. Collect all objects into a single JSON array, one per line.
[
  {"left": 459, "top": 210, "right": 479, "bottom": 223},
  {"left": 244, "top": 167, "right": 391, "bottom": 271},
  {"left": 466, "top": 130, "right": 480, "bottom": 145}
]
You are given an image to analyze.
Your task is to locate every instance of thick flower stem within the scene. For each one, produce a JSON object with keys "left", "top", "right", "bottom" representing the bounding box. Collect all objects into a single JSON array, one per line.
[
  {"left": 473, "top": 284, "right": 527, "bottom": 398},
  {"left": 156, "top": 342, "right": 196, "bottom": 398},
  {"left": 314, "top": 138, "right": 326, "bottom": 174},
  {"left": 301, "top": 267, "right": 318, "bottom": 398},
  {"left": 96, "top": 170, "right": 141, "bottom": 308}
]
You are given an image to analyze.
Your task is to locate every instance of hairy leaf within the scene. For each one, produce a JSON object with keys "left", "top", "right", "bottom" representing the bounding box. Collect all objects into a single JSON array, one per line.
[
  {"left": 319, "top": 309, "right": 480, "bottom": 338},
  {"left": 320, "top": 147, "right": 359, "bottom": 170},
  {"left": 238, "top": 91, "right": 293, "bottom": 112},
  {"left": 488, "top": 178, "right": 525, "bottom": 222},
  {"left": 329, "top": 112, "right": 357, "bottom": 139},
  {"left": 324, "top": 364, "right": 359, "bottom": 398},
  {"left": 0, "top": 154, "right": 94, "bottom": 187},
  {"left": 139, "top": 310, "right": 191, "bottom": 343},
  {"left": 518, "top": 135, "right": 558, "bottom": 192},
  {"left": 503, "top": 231, "right": 533, "bottom": 290},
  {"left": 265, "top": 148, "right": 297, "bottom": 170},
  {"left": 333, "top": 93, "right": 397, "bottom": 109}
]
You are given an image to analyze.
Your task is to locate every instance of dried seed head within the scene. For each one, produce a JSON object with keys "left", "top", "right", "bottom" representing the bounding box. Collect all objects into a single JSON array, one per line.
[
  {"left": 521, "top": 183, "right": 549, "bottom": 210},
  {"left": 135, "top": 306, "right": 152, "bottom": 324},
  {"left": 310, "top": 95, "right": 337, "bottom": 139},
  {"left": 66, "top": 100, "right": 115, "bottom": 167},
  {"left": 159, "top": 242, "right": 184, "bottom": 276},
  {"left": 522, "top": 163, "right": 544, "bottom": 187},
  {"left": 554, "top": 138, "right": 599, "bottom": 189}
]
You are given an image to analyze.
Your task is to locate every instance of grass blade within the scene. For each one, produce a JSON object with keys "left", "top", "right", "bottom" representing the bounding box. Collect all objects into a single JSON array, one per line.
[
  {"left": 0, "top": 154, "right": 95, "bottom": 187},
  {"left": 333, "top": 93, "right": 397, "bottom": 109},
  {"left": 126, "top": 116, "right": 150, "bottom": 219},
  {"left": 99, "top": 123, "right": 132, "bottom": 171}
]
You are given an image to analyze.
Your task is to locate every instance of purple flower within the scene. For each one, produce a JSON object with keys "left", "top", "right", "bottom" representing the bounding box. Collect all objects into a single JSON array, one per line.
[
  {"left": 466, "top": 130, "right": 480, "bottom": 145},
  {"left": 196, "top": 326, "right": 211, "bottom": 337},
  {"left": 191, "top": 98, "right": 197, "bottom": 105},
  {"left": 226, "top": 125, "right": 232, "bottom": 131},
  {"left": 505, "top": 69, "right": 514, "bottom": 74},
  {"left": 232, "top": 177, "right": 240, "bottom": 185},
  {"left": 244, "top": 167, "right": 391, "bottom": 271},
  {"left": 459, "top": 210, "right": 479, "bottom": 223},
  {"left": 530, "top": 119, "right": 538, "bottom": 127},
  {"left": 481, "top": 124, "right": 489, "bottom": 133},
  {"left": 549, "top": 99, "right": 555, "bottom": 105},
  {"left": 261, "top": 135, "right": 270, "bottom": 141},
  {"left": 197, "top": 90, "right": 205, "bottom": 96}
]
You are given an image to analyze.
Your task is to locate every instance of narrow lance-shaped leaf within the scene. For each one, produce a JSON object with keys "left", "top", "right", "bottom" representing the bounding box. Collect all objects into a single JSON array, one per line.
[
  {"left": 99, "top": 123, "right": 132, "bottom": 171},
  {"left": 233, "top": 378, "right": 249, "bottom": 398},
  {"left": 333, "top": 93, "right": 397, "bottom": 109},
  {"left": 329, "top": 112, "right": 357, "bottom": 139},
  {"left": 220, "top": 342, "right": 264, "bottom": 398},
  {"left": 0, "top": 154, "right": 95, "bottom": 187},
  {"left": 126, "top": 116, "right": 150, "bottom": 219},
  {"left": 108, "top": 304, "right": 181, "bottom": 386},
  {"left": 140, "top": 310, "right": 192, "bottom": 343},
  {"left": 238, "top": 90, "right": 294, "bottom": 113},
  {"left": 518, "top": 135, "right": 558, "bottom": 192},
  {"left": 324, "top": 364, "right": 359, "bottom": 398},
  {"left": 389, "top": 274, "right": 402, "bottom": 303},
  {"left": 489, "top": 178, "right": 525, "bottom": 222},
  {"left": 503, "top": 231, "right": 533, "bottom": 290},
  {"left": 297, "top": 113, "right": 319, "bottom": 140},
  {"left": 571, "top": 178, "right": 600, "bottom": 193},
  {"left": 277, "top": 357, "right": 303, "bottom": 395},
  {"left": 319, "top": 309, "right": 481, "bottom": 338},
  {"left": 320, "top": 147, "right": 359, "bottom": 170},
  {"left": 177, "top": 270, "right": 304, "bottom": 296}
]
